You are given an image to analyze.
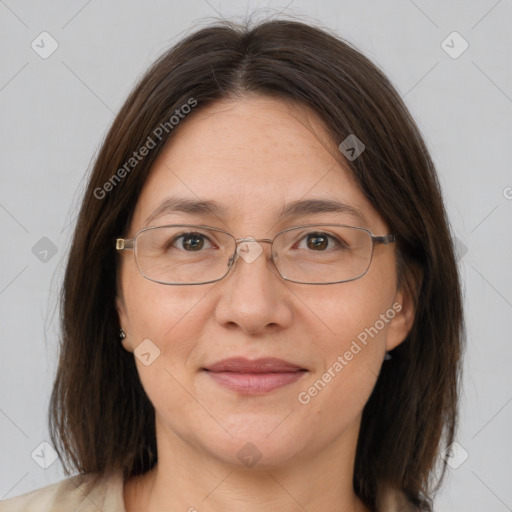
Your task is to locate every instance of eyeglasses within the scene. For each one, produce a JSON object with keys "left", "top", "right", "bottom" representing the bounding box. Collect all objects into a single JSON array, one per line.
[{"left": 115, "top": 224, "right": 396, "bottom": 285}]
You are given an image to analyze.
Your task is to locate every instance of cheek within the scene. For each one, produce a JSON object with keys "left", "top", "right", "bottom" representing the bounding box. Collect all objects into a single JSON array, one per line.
[
  {"left": 297, "top": 265, "right": 395, "bottom": 347},
  {"left": 296, "top": 320, "right": 389, "bottom": 442},
  {"left": 122, "top": 259, "right": 210, "bottom": 350},
  {"left": 296, "top": 271, "right": 396, "bottom": 409},
  {"left": 122, "top": 275, "right": 213, "bottom": 422}
]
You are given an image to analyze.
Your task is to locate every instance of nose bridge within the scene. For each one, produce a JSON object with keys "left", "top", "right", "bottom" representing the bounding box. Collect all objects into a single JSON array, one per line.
[
  {"left": 216, "top": 236, "right": 292, "bottom": 335},
  {"left": 234, "top": 237, "right": 273, "bottom": 244},
  {"left": 227, "top": 236, "right": 279, "bottom": 278}
]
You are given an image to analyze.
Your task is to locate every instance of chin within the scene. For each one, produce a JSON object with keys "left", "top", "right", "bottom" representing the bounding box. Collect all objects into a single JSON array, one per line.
[{"left": 196, "top": 419, "right": 310, "bottom": 470}]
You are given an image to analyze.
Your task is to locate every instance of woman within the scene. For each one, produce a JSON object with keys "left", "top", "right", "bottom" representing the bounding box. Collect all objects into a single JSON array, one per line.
[{"left": 1, "top": 17, "right": 464, "bottom": 512}]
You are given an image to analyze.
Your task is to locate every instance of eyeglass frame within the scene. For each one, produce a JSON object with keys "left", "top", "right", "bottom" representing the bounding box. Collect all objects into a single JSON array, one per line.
[{"left": 115, "top": 223, "right": 396, "bottom": 286}]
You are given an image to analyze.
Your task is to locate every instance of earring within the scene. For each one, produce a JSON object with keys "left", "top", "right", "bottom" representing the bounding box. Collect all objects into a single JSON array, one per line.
[
  {"left": 119, "top": 329, "right": 126, "bottom": 340},
  {"left": 384, "top": 352, "right": 392, "bottom": 361}
]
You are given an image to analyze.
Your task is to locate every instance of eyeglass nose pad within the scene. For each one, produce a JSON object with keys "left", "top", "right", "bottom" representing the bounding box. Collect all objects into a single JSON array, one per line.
[{"left": 227, "top": 250, "right": 239, "bottom": 268}]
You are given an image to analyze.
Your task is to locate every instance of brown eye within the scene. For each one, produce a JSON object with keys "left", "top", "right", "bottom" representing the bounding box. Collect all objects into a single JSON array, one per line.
[
  {"left": 306, "top": 233, "right": 329, "bottom": 250},
  {"left": 168, "top": 232, "right": 213, "bottom": 252}
]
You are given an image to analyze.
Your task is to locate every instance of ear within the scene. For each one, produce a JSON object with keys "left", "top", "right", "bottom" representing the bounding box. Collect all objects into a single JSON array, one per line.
[
  {"left": 385, "top": 265, "right": 422, "bottom": 351},
  {"left": 116, "top": 292, "right": 133, "bottom": 352}
]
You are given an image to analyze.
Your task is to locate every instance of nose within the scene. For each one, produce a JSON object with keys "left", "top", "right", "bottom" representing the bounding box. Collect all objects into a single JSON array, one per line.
[{"left": 214, "top": 239, "right": 293, "bottom": 335}]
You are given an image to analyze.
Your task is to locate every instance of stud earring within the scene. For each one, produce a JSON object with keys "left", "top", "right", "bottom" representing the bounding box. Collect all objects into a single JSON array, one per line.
[{"left": 119, "top": 329, "right": 126, "bottom": 340}]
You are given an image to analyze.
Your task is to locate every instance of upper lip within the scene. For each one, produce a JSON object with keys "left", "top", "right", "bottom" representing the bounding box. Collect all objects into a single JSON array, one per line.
[{"left": 203, "top": 357, "right": 307, "bottom": 373}]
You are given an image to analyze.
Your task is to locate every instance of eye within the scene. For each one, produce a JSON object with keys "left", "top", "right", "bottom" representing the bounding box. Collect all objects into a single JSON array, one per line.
[
  {"left": 171, "top": 232, "right": 214, "bottom": 251},
  {"left": 295, "top": 231, "right": 347, "bottom": 251}
]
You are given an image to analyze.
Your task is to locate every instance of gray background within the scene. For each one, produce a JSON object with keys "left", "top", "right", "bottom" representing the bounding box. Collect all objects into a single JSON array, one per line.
[{"left": 1, "top": 0, "right": 511, "bottom": 510}]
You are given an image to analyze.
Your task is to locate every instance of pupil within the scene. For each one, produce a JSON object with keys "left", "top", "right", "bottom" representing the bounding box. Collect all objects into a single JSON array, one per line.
[
  {"left": 183, "top": 234, "right": 204, "bottom": 251},
  {"left": 307, "top": 233, "right": 328, "bottom": 250}
]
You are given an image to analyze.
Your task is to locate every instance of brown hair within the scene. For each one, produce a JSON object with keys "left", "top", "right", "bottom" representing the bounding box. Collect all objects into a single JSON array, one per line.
[{"left": 49, "top": 17, "right": 464, "bottom": 511}]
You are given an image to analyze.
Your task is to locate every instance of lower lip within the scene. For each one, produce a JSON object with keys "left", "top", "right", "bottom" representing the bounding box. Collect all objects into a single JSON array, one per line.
[{"left": 204, "top": 371, "right": 307, "bottom": 394}]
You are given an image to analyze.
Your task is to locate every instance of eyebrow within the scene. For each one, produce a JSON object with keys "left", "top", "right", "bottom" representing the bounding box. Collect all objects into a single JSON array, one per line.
[
  {"left": 145, "top": 195, "right": 367, "bottom": 226},
  {"left": 145, "top": 197, "right": 227, "bottom": 226}
]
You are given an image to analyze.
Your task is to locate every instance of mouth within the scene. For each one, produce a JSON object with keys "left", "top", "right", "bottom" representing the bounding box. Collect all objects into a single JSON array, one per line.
[{"left": 201, "top": 357, "right": 308, "bottom": 394}]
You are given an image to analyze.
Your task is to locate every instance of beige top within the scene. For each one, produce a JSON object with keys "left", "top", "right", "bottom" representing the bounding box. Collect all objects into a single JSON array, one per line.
[
  {"left": 0, "top": 472, "right": 124, "bottom": 512},
  {"left": 0, "top": 470, "right": 418, "bottom": 511}
]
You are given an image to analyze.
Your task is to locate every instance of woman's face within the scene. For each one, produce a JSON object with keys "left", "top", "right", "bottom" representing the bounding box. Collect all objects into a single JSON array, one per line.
[{"left": 117, "top": 96, "right": 413, "bottom": 469}]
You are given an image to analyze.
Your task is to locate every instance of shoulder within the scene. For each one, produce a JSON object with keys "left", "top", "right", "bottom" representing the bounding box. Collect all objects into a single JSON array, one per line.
[{"left": 0, "top": 470, "right": 125, "bottom": 512}]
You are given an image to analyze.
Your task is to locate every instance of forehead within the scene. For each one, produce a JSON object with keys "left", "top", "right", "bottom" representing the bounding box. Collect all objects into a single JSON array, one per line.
[{"left": 130, "top": 96, "right": 386, "bottom": 233}]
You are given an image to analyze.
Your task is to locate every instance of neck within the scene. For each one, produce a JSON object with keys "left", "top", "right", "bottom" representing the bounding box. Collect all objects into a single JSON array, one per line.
[{"left": 124, "top": 416, "right": 369, "bottom": 512}]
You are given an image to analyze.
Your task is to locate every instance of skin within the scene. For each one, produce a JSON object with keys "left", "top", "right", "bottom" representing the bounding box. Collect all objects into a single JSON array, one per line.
[{"left": 117, "top": 95, "right": 416, "bottom": 512}]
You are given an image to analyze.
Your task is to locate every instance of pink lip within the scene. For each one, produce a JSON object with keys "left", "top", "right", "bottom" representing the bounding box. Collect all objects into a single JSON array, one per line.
[{"left": 202, "top": 357, "right": 308, "bottom": 394}]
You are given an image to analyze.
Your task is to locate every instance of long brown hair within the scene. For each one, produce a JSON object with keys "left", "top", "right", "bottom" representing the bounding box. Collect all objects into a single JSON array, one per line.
[{"left": 49, "top": 17, "right": 464, "bottom": 511}]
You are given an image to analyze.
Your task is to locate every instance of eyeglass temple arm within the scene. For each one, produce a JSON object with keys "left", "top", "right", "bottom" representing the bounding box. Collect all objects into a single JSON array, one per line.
[
  {"left": 373, "top": 234, "right": 396, "bottom": 245},
  {"left": 116, "top": 238, "right": 134, "bottom": 251}
]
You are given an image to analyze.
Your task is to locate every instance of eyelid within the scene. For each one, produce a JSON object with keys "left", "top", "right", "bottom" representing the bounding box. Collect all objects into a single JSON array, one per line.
[{"left": 171, "top": 229, "right": 225, "bottom": 250}]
